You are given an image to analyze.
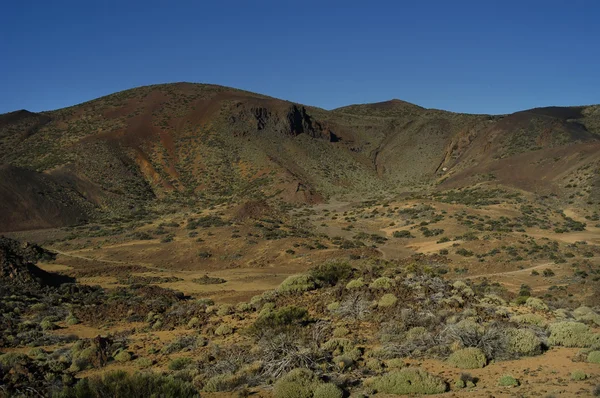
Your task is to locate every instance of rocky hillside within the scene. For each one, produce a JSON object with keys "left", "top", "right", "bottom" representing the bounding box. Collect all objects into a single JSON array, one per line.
[{"left": 1, "top": 83, "right": 599, "bottom": 231}]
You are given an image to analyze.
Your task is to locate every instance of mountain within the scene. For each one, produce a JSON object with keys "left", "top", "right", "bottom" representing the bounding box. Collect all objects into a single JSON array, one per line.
[{"left": 1, "top": 82, "right": 599, "bottom": 232}]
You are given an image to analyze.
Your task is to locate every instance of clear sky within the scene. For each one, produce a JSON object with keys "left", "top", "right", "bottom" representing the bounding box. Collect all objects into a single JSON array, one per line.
[{"left": 1, "top": 0, "right": 599, "bottom": 115}]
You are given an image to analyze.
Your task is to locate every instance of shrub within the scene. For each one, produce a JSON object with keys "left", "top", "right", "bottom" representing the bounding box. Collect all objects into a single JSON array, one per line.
[
  {"left": 202, "top": 373, "right": 244, "bottom": 392},
  {"left": 0, "top": 352, "right": 29, "bottom": 368},
  {"left": 278, "top": 274, "right": 316, "bottom": 294},
  {"left": 498, "top": 375, "right": 519, "bottom": 387},
  {"left": 370, "top": 277, "right": 394, "bottom": 290},
  {"left": 162, "top": 335, "right": 206, "bottom": 354},
  {"left": 250, "top": 306, "right": 308, "bottom": 337},
  {"left": 273, "top": 368, "right": 316, "bottom": 398},
  {"left": 333, "top": 326, "right": 349, "bottom": 338},
  {"left": 571, "top": 370, "right": 588, "bottom": 380},
  {"left": 113, "top": 351, "right": 132, "bottom": 362},
  {"left": 310, "top": 261, "right": 352, "bottom": 287},
  {"left": 217, "top": 304, "right": 233, "bottom": 316},
  {"left": 506, "top": 328, "right": 542, "bottom": 357},
  {"left": 378, "top": 293, "right": 398, "bottom": 308},
  {"left": 136, "top": 357, "right": 153, "bottom": 369},
  {"left": 215, "top": 324, "right": 234, "bottom": 336},
  {"left": 327, "top": 302, "right": 340, "bottom": 312},
  {"left": 525, "top": 297, "right": 548, "bottom": 311},
  {"left": 447, "top": 347, "right": 487, "bottom": 369},
  {"left": 41, "top": 318, "right": 57, "bottom": 331},
  {"left": 367, "top": 368, "right": 447, "bottom": 395},
  {"left": 548, "top": 321, "right": 596, "bottom": 347},
  {"left": 53, "top": 370, "right": 198, "bottom": 398},
  {"left": 588, "top": 351, "right": 600, "bottom": 364},
  {"left": 511, "top": 314, "right": 547, "bottom": 327},
  {"left": 393, "top": 230, "right": 414, "bottom": 238},
  {"left": 168, "top": 357, "right": 193, "bottom": 371},
  {"left": 574, "top": 306, "right": 600, "bottom": 326},
  {"left": 312, "top": 383, "right": 343, "bottom": 398},
  {"left": 66, "top": 314, "right": 80, "bottom": 325},
  {"left": 345, "top": 278, "right": 364, "bottom": 289}
]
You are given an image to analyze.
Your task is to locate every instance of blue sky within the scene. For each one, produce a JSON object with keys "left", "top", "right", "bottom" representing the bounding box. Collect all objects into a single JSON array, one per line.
[{"left": 1, "top": 0, "right": 599, "bottom": 114}]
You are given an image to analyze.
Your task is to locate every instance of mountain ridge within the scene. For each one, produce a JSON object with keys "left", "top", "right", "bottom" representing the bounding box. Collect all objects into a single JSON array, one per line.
[{"left": 1, "top": 82, "right": 599, "bottom": 232}]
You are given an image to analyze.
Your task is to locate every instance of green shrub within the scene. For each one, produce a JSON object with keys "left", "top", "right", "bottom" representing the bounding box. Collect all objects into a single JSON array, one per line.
[
  {"left": 571, "top": 370, "right": 588, "bottom": 381},
  {"left": 202, "top": 373, "right": 244, "bottom": 392},
  {"left": 216, "top": 304, "right": 233, "bottom": 316},
  {"left": 168, "top": 357, "right": 193, "bottom": 371},
  {"left": 0, "top": 352, "right": 29, "bottom": 368},
  {"left": 312, "top": 383, "right": 343, "bottom": 398},
  {"left": 498, "top": 375, "right": 519, "bottom": 387},
  {"left": 333, "top": 326, "right": 349, "bottom": 337},
  {"left": 41, "top": 318, "right": 57, "bottom": 331},
  {"left": 367, "top": 368, "right": 447, "bottom": 394},
  {"left": 378, "top": 293, "right": 398, "bottom": 308},
  {"left": 369, "top": 277, "right": 394, "bottom": 290},
  {"left": 53, "top": 370, "right": 198, "bottom": 398},
  {"left": 525, "top": 297, "right": 549, "bottom": 311},
  {"left": 273, "top": 369, "right": 315, "bottom": 398},
  {"left": 548, "top": 321, "right": 598, "bottom": 348},
  {"left": 506, "top": 328, "right": 542, "bottom": 357},
  {"left": 447, "top": 348, "right": 487, "bottom": 369},
  {"left": 327, "top": 302, "right": 340, "bottom": 312},
  {"left": 278, "top": 274, "right": 316, "bottom": 294},
  {"left": 574, "top": 306, "right": 600, "bottom": 326},
  {"left": 66, "top": 314, "right": 80, "bottom": 325},
  {"left": 136, "top": 357, "right": 153, "bottom": 369},
  {"left": 215, "top": 324, "right": 234, "bottom": 336},
  {"left": 250, "top": 306, "right": 308, "bottom": 336},
  {"left": 511, "top": 313, "right": 547, "bottom": 327},
  {"left": 345, "top": 278, "right": 364, "bottom": 289},
  {"left": 310, "top": 261, "right": 352, "bottom": 287},
  {"left": 113, "top": 351, "right": 132, "bottom": 362},
  {"left": 588, "top": 351, "right": 600, "bottom": 364}
]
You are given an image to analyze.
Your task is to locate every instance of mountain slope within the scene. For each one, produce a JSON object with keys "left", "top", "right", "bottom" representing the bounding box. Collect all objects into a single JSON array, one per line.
[{"left": 1, "top": 82, "right": 599, "bottom": 231}]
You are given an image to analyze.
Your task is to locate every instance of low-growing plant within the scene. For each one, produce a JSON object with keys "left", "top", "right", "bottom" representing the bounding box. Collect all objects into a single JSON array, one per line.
[
  {"left": 277, "top": 274, "right": 316, "bottom": 294},
  {"left": 366, "top": 368, "right": 447, "bottom": 395},
  {"left": 571, "top": 370, "right": 588, "bottom": 381},
  {"left": 447, "top": 347, "right": 487, "bottom": 369},
  {"left": 498, "top": 374, "right": 519, "bottom": 387}
]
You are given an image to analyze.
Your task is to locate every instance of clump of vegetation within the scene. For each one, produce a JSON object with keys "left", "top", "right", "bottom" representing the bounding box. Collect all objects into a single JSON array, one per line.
[
  {"left": 571, "top": 370, "right": 588, "bottom": 381},
  {"left": 548, "top": 321, "right": 598, "bottom": 348},
  {"left": 506, "top": 328, "right": 543, "bottom": 357},
  {"left": 273, "top": 368, "right": 342, "bottom": 398},
  {"left": 277, "top": 274, "right": 316, "bottom": 294},
  {"left": 54, "top": 370, "right": 198, "bottom": 397},
  {"left": 498, "top": 374, "right": 519, "bottom": 387},
  {"left": 378, "top": 293, "right": 398, "bottom": 308},
  {"left": 588, "top": 351, "right": 600, "bottom": 364},
  {"left": 366, "top": 368, "right": 447, "bottom": 395},
  {"left": 447, "top": 347, "right": 487, "bottom": 369}
]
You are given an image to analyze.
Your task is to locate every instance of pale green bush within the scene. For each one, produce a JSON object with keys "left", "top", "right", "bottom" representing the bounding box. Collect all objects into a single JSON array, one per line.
[
  {"left": 345, "top": 278, "right": 364, "bottom": 289},
  {"left": 525, "top": 297, "right": 549, "bottom": 311},
  {"left": 506, "top": 328, "right": 542, "bottom": 357},
  {"left": 333, "top": 326, "right": 349, "bottom": 337},
  {"left": 366, "top": 368, "right": 447, "bottom": 395},
  {"left": 214, "top": 324, "right": 234, "bottom": 336},
  {"left": 113, "top": 350, "right": 132, "bottom": 362},
  {"left": 447, "top": 348, "right": 487, "bottom": 369},
  {"left": 312, "top": 383, "right": 343, "bottom": 398},
  {"left": 378, "top": 293, "right": 398, "bottom": 308},
  {"left": 548, "top": 321, "right": 598, "bottom": 348},
  {"left": 278, "top": 274, "right": 316, "bottom": 294},
  {"left": 369, "top": 277, "right": 394, "bottom": 290},
  {"left": 511, "top": 313, "right": 547, "bottom": 327},
  {"left": 588, "top": 351, "right": 600, "bottom": 364},
  {"left": 571, "top": 370, "right": 588, "bottom": 380},
  {"left": 498, "top": 375, "right": 519, "bottom": 387}
]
